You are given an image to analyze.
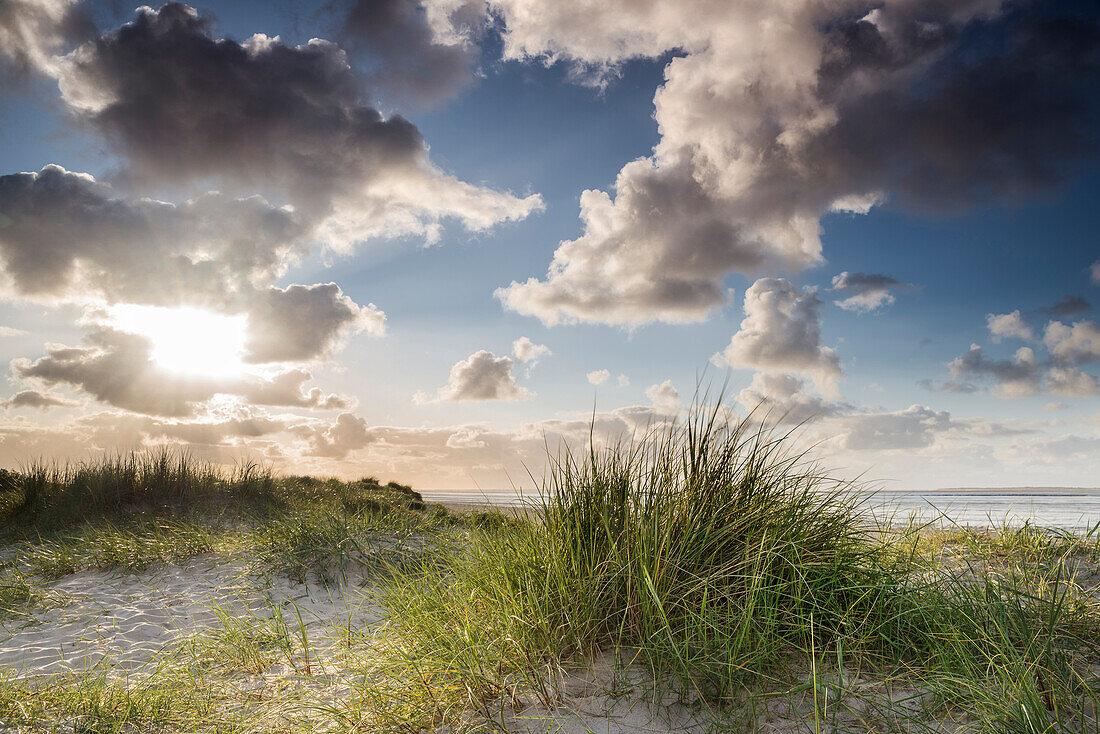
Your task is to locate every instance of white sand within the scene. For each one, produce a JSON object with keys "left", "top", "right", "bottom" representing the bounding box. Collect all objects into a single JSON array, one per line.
[{"left": 0, "top": 555, "right": 381, "bottom": 677}]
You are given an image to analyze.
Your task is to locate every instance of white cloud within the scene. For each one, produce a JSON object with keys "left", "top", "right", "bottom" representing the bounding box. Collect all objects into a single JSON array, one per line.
[
  {"left": 617, "top": 373, "right": 630, "bottom": 387},
  {"left": 415, "top": 350, "right": 531, "bottom": 403},
  {"left": 736, "top": 372, "right": 849, "bottom": 425},
  {"left": 1044, "top": 319, "right": 1100, "bottom": 365},
  {"left": 830, "top": 272, "right": 914, "bottom": 313},
  {"left": 587, "top": 369, "right": 609, "bottom": 385},
  {"left": 512, "top": 336, "right": 551, "bottom": 364},
  {"left": 1046, "top": 366, "right": 1099, "bottom": 397},
  {"left": 987, "top": 311, "right": 1034, "bottom": 343},
  {"left": 0, "top": 326, "right": 27, "bottom": 337},
  {"left": 713, "top": 278, "right": 841, "bottom": 396},
  {"left": 645, "top": 380, "right": 680, "bottom": 415}
]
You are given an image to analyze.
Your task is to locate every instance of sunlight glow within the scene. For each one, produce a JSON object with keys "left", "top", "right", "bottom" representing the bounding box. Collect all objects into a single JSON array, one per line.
[{"left": 108, "top": 304, "right": 249, "bottom": 378}]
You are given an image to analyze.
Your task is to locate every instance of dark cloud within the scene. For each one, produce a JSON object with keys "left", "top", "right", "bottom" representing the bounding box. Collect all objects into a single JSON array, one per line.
[
  {"left": 0, "top": 165, "right": 306, "bottom": 304},
  {"left": 55, "top": 3, "right": 539, "bottom": 245},
  {"left": 245, "top": 283, "right": 385, "bottom": 364},
  {"left": 948, "top": 344, "right": 1041, "bottom": 398},
  {"left": 496, "top": 0, "right": 1100, "bottom": 326},
  {"left": 1035, "top": 295, "right": 1092, "bottom": 319},
  {"left": 336, "top": 0, "right": 484, "bottom": 105},
  {"left": 829, "top": 271, "right": 916, "bottom": 312},
  {"left": 0, "top": 166, "right": 383, "bottom": 364},
  {"left": 938, "top": 318, "right": 1100, "bottom": 398},
  {"left": 1, "top": 388, "right": 76, "bottom": 410},
  {"left": 816, "top": 6, "right": 1100, "bottom": 212}
]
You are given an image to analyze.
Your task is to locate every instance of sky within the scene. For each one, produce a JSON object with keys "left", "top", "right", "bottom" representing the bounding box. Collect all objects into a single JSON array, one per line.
[{"left": 0, "top": 0, "right": 1098, "bottom": 491}]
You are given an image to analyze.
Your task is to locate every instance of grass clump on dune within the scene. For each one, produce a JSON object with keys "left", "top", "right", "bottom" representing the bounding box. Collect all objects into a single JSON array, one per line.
[{"left": 369, "top": 404, "right": 1100, "bottom": 732}]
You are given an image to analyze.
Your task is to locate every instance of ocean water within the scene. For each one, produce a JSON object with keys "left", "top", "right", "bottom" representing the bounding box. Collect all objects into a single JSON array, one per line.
[{"left": 421, "top": 488, "right": 1100, "bottom": 533}]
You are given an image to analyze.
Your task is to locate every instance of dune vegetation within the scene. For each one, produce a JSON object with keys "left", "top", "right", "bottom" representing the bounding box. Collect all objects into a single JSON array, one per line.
[{"left": 0, "top": 407, "right": 1099, "bottom": 732}]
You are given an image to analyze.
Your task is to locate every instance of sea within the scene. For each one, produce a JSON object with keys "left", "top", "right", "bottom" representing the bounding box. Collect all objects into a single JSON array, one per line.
[{"left": 420, "top": 487, "right": 1100, "bottom": 534}]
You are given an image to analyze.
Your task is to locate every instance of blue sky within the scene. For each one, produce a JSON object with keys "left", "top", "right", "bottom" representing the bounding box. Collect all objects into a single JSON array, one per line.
[{"left": 1, "top": 0, "right": 1098, "bottom": 489}]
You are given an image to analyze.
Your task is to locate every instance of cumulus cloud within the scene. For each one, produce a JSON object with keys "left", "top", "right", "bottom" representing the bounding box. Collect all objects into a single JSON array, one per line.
[
  {"left": 512, "top": 336, "right": 551, "bottom": 364},
  {"left": 833, "top": 405, "right": 955, "bottom": 452},
  {"left": 51, "top": 3, "right": 540, "bottom": 249},
  {"left": 1, "top": 388, "right": 76, "bottom": 410},
  {"left": 0, "top": 166, "right": 306, "bottom": 304},
  {"left": 736, "top": 372, "right": 849, "bottom": 425},
  {"left": 948, "top": 344, "right": 1041, "bottom": 398},
  {"left": 987, "top": 311, "right": 1034, "bottom": 343},
  {"left": 1043, "top": 319, "right": 1100, "bottom": 365},
  {"left": 1046, "top": 366, "right": 1099, "bottom": 397},
  {"left": 245, "top": 283, "right": 385, "bottom": 364},
  {"left": 0, "top": 167, "right": 387, "bottom": 366},
  {"left": 495, "top": 0, "right": 1100, "bottom": 326},
  {"left": 645, "top": 379, "right": 680, "bottom": 415},
  {"left": 713, "top": 278, "right": 842, "bottom": 396},
  {"left": 616, "top": 373, "right": 629, "bottom": 387},
  {"left": 337, "top": 0, "right": 485, "bottom": 105},
  {"left": 300, "top": 412, "right": 371, "bottom": 458},
  {"left": 939, "top": 318, "right": 1100, "bottom": 398},
  {"left": 12, "top": 328, "right": 356, "bottom": 416},
  {"left": 830, "top": 272, "right": 915, "bottom": 313},
  {"left": 0, "top": 326, "right": 27, "bottom": 337},
  {"left": 586, "top": 369, "right": 609, "bottom": 385},
  {"left": 415, "top": 350, "right": 531, "bottom": 403}
]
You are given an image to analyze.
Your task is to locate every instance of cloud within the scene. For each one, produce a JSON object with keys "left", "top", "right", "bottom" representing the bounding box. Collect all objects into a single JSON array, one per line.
[
  {"left": 512, "top": 336, "right": 551, "bottom": 364},
  {"left": 1, "top": 389, "right": 76, "bottom": 410},
  {"left": 736, "top": 371, "right": 849, "bottom": 425},
  {"left": 1043, "top": 319, "right": 1100, "bottom": 365},
  {"left": 1043, "top": 402, "right": 1070, "bottom": 412},
  {"left": 240, "top": 369, "right": 352, "bottom": 410},
  {"left": 830, "top": 272, "right": 915, "bottom": 313},
  {"left": 948, "top": 344, "right": 1041, "bottom": 398},
  {"left": 337, "top": 0, "right": 485, "bottom": 105},
  {"left": 51, "top": 3, "right": 541, "bottom": 249},
  {"left": 300, "top": 412, "right": 371, "bottom": 458},
  {"left": 1036, "top": 295, "right": 1091, "bottom": 319},
  {"left": 586, "top": 369, "right": 609, "bottom": 385},
  {"left": 616, "top": 373, "right": 629, "bottom": 387},
  {"left": 713, "top": 278, "right": 842, "bottom": 396},
  {"left": 415, "top": 350, "right": 531, "bottom": 403},
  {"left": 834, "top": 405, "right": 955, "bottom": 451},
  {"left": 645, "top": 379, "right": 680, "bottom": 415},
  {"left": 244, "top": 283, "right": 385, "bottom": 364},
  {"left": 12, "top": 327, "right": 357, "bottom": 416},
  {"left": 0, "top": 166, "right": 384, "bottom": 365},
  {"left": 0, "top": 0, "right": 89, "bottom": 77},
  {"left": 1045, "top": 366, "right": 1099, "bottom": 397},
  {"left": 987, "top": 310, "right": 1034, "bottom": 343},
  {"left": 0, "top": 326, "right": 27, "bottom": 337},
  {"left": 494, "top": 0, "right": 1100, "bottom": 326},
  {"left": 1092, "top": 260, "right": 1100, "bottom": 284},
  {"left": 0, "top": 166, "right": 307, "bottom": 304}
]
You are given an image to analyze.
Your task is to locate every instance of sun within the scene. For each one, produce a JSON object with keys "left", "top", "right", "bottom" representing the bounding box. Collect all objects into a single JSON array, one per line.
[{"left": 107, "top": 304, "right": 249, "bottom": 378}]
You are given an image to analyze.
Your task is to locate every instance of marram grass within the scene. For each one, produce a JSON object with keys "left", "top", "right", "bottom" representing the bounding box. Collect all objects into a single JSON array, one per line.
[{"left": 1, "top": 410, "right": 1099, "bottom": 732}]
